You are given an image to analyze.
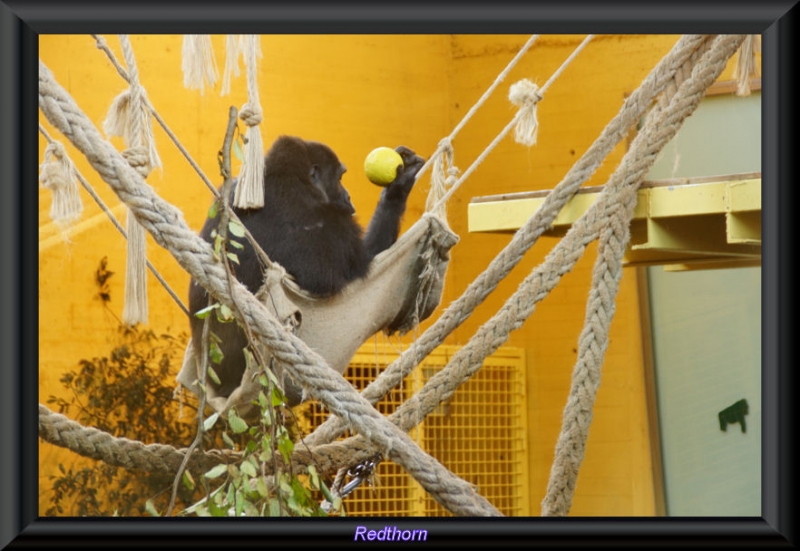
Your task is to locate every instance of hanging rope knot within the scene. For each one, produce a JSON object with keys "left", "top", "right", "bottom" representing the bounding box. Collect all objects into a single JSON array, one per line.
[
  {"left": 239, "top": 103, "right": 263, "bottom": 127},
  {"left": 438, "top": 136, "right": 453, "bottom": 155},
  {"left": 39, "top": 141, "right": 69, "bottom": 189},
  {"left": 39, "top": 140, "right": 83, "bottom": 226},
  {"left": 445, "top": 166, "right": 460, "bottom": 186},
  {"left": 509, "top": 78, "right": 543, "bottom": 107},
  {"left": 122, "top": 146, "right": 153, "bottom": 178},
  {"left": 509, "top": 79, "right": 543, "bottom": 147}
]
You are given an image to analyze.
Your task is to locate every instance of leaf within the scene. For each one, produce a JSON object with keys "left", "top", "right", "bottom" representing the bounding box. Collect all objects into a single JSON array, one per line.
[
  {"left": 268, "top": 498, "right": 281, "bottom": 517},
  {"left": 243, "top": 348, "right": 257, "bottom": 370},
  {"left": 226, "top": 252, "right": 240, "bottom": 265},
  {"left": 203, "top": 412, "right": 220, "bottom": 432},
  {"left": 271, "top": 385, "right": 286, "bottom": 407},
  {"left": 182, "top": 471, "right": 195, "bottom": 491},
  {"left": 277, "top": 436, "right": 294, "bottom": 462},
  {"left": 217, "top": 304, "right": 234, "bottom": 322},
  {"left": 207, "top": 200, "right": 220, "bottom": 220},
  {"left": 230, "top": 239, "right": 245, "bottom": 250},
  {"left": 222, "top": 431, "right": 236, "bottom": 449},
  {"left": 228, "top": 409, "right": 249, "bottom": 434},
  {"left": 307, "top": 465, "right": 320, "bottom": 490},
  {"left": 194, "top": 304, "right": 219, "bottom": 319},
  {"left": 228, "top": 219, "right": 246, "bottom": 238},
  {"left": 207, "top": 365, "right": 221, "bottom": 385},
  {"left": 144, "top": 499, "right": 160, "bottom": 517},
  {"left": 233, "top": 136, "right": 245, "bottom": 162},
  {"left": 242, "top": 500, "right": 259, "bottom": 518},
  {"left": 240, "top": 460, "right": 257, "bottom": 478},
  {"left": 256, "top": 476, "right": 269, "bottom": 498},
  {"left": 319, "top": 479, "right": 336, "bottom": 505},
  {"left": 264, "top": 366, "right": 281, "bottom": 387},
  {"left": 209, "top": 342, "right": 224, "bottom": 365},
  {"left": 204, "top": 464, "right": 229, "bottom": 480}
]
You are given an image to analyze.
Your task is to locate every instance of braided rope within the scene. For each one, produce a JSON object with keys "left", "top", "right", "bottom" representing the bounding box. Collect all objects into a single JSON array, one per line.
[
  {"left": 540, "top": 33, "right": 746, "bottom": 516},
  {"left": 38, "top": 402, "right": 370, "bottom": 479},
  {"left": 39, "top": 60, "right": 500, "bottom": 517}
]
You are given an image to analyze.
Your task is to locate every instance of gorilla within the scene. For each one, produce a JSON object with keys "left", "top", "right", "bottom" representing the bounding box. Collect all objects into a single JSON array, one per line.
[{"left": 188, "top": 135, "right": 424, "bottom": 404}]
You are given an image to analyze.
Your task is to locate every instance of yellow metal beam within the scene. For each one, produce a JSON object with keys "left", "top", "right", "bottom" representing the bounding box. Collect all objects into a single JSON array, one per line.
[{"left": 468, "top": 173, "right": 761, "bottom": 270}]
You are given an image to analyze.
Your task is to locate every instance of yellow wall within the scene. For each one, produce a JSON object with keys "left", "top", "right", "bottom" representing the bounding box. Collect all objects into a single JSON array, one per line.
[{"left": 39, "top": 33, "right": 704, "bottom": 516}]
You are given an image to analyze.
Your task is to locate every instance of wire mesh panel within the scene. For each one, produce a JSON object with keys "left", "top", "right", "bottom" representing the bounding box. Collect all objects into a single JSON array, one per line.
[{"left": 300, "top": 344, "right": 529, "bottom": 516}]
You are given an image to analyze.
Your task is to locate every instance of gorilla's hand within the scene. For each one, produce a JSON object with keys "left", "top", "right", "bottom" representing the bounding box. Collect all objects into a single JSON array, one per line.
[{"left": 384, "top": 146, "right": 425, "bottom": 202}]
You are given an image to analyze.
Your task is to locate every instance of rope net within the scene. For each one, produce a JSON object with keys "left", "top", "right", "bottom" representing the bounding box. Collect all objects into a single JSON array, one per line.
[{"left": 38, "top": 34, "right": 747, "bottom": 516}]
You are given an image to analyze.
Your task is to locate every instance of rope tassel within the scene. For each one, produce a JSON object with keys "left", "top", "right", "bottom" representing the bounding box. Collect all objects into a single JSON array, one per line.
[
  {"left": 124, "top": 211, "right": 148, "bottom": 324},
  {"left": 509, "top": 79, "right": 543, "bottom": 147},
  {"left": 734, "top": 34, "right": 761, "bottom": 96},
  {"left": 221, "top": 34, "right": 245, "bottom": 96},
  {"left": 39, "top": 140, "right": 83, "bottom": 227},
  {"left": 233, "top": 35, "right": 266, "bottom": 209},
  {"left": 103, "top": 35, "right": 161, "bottom": 326},
  {"left": 182, "top": 35, "right": 219, "bottom": 94}
]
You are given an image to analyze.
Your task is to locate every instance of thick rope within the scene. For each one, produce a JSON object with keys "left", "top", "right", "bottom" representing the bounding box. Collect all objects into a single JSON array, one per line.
[
  {"left": 39, "top": 60, "right": 499, "bottom": 517},
  {"left": 38, "top": 404, "right": 236, "bottom": 476},
  {"left": 540, "top": 33, "right": 746, "bottom": 516},
  {"left": 39, "top": 402, "right": 379, "bottom": 480},
  {"left": 305, "top": 34, "right": 715, "bottom": 447}
]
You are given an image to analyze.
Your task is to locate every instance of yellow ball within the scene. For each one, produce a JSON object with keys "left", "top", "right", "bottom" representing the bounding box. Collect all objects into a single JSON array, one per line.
[{"left": 364, "top": 147, "right": 403, "bottom": 187}]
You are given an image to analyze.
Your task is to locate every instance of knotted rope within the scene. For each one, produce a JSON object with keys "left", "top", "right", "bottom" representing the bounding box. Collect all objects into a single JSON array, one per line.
[
  {"left": 233, "top": 35, "right": 266, "bottom": 209},
  {"left": 102, "top": 35, "right": 162, "bottom": 326},
  {"left": 39, "top": 138, "right": 83, "bottom": 227}
]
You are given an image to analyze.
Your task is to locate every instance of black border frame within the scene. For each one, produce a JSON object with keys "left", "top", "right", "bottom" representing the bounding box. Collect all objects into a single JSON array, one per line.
[{"left": 3, "top": 1, "right": 796, "bottom": 548}]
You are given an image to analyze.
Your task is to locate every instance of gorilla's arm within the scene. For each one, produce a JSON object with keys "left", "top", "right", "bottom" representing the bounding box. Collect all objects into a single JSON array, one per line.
[{"left": 363, "top": 146, "right": 424, "bottom": 259}]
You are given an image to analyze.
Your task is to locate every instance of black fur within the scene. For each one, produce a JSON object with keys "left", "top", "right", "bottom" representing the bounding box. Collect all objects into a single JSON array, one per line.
[{"left": 188, "top": 135, "right": 423, "bottom": 402}]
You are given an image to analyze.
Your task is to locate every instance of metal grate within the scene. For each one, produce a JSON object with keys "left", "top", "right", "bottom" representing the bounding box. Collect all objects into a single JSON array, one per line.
[{"left": 300, "top": 344, "right": 529, "bottom": 516}]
